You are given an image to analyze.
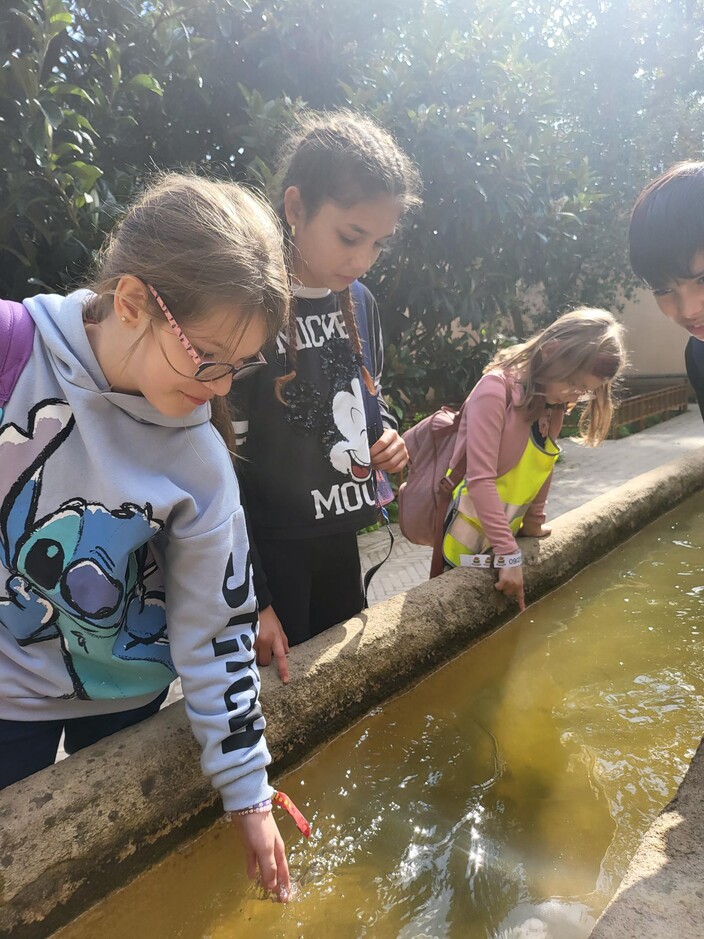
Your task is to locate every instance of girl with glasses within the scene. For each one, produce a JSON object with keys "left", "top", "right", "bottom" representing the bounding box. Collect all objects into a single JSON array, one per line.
[
  {"left": 0, "top": 173, "right": 298, "bottom": 900},
  {"left": 439, "top": 308, "right": 626, "bottom": 610},
  {"left": 231, "top": 110, "right": 422, "bottom": 668}
]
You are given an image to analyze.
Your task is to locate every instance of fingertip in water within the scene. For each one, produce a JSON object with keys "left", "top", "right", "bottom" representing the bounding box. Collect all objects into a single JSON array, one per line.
[{"left": 276, "top": 880, "right": 298, "bottom": 903}]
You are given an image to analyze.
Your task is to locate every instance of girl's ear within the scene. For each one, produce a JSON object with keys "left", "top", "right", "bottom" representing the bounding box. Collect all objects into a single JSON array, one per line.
[
  {"left": 535, "top": 339, "right": 560, "bottom": 368},
  {"left": 532, "top": 339, "right": 561, "bottom": 380},
  {"left": 540, "top": 339, "right": 561, "bottom": 360},
  {"left": 283, "top": 186, "right": 305, "bottom": 230},
  {"left": 113, "top": 275, "right": 149, "bottom": 330}
]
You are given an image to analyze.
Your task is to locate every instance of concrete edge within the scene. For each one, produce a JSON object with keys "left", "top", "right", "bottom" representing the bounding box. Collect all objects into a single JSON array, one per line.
[
  {"left": 2, "top": 447, "right": 704, "bottom": 936},
  {"left": 590, "top": 736, "right": 704, "bottom": 939}
]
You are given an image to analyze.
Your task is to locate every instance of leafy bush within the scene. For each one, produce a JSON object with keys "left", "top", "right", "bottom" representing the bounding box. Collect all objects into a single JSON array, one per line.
[{"left": 2, "top": 0, "right": 702, "bottom": 415}]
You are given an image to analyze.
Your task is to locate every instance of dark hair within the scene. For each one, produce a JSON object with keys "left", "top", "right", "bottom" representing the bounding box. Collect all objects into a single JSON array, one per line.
[
  {"left": 273, "top": 109, "right": 422, "bottom": 399},
  {"left": 629, "top": 161, "right": 704, "bottom": 290},
  {"left": 84, "top": 173, "right": 289, "bottom": 454},
  {"left": 276, "top": 109, "right": 422, "bottom": 218}
]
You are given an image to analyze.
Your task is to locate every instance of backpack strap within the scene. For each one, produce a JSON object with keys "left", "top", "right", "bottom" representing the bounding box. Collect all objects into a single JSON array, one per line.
[
  {"left": 349, "top": 280, "right": 384, "bottom": 443},
  {"left": 429, "top": 403, "right": 467, "bottom": 578},
  {"left": 0, "top": 300, "right": 34, "bottom": 410},
  {"left": 429, "top": 377, "right": 513, "bottom": 579},
  {"left": 362, "top": 520, "right": 395, "bottom": 605},
  {"left": 349, "top": 281, "right": 394, "bottom": 604}
]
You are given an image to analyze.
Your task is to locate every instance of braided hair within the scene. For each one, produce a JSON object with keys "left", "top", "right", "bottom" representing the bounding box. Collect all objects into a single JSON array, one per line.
[{"left": 272, "top": 110, "right": 421, "bottom": 402}]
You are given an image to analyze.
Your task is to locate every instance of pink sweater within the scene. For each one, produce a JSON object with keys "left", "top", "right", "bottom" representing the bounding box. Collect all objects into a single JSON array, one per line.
[{"left": 453, "top": 370, "right": 564, "bottom": 556}]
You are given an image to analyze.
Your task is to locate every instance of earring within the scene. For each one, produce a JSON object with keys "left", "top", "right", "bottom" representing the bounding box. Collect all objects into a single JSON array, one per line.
[
  {"left": 120, "top": 316, "right": 127, "bottom": 322},
  {"left": 290, "top": 224, "right": 296, "bottom": 238}
]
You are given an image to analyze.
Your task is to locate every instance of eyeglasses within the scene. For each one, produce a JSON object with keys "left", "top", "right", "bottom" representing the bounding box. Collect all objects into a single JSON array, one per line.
[
  {"left": 146, "top": 283, "right": 267, "bottom": 383},
  {"left": 559, "top": 387, "right": 598, "bottom": 402}
]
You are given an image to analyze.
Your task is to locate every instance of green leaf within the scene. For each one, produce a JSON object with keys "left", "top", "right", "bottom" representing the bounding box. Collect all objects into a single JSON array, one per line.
[
  {"left": 101, "top": 41, "right": 122, "bottom": 96},
  {"left": 45, "top": 0, "right": 73, "bottom": 42},
  {"left": 48, "top": 10, "right": 72, "bottom": 28},
  {"left": 36, "top": 99, "right": 63, "bottom": 129},
  {"left": 10, "top": 7, "right": 42, "bottom": 41},
  {"left": 69, "top": 161, "right": 103, "bottom": 191},
  {"left": 54, "top": 141, "right": 83, "bottom": 158},
  {"left": 47, "top": 83, "right": 96, "bottom": 105},
  {"left": 74, "top": 114, "right": 98, "bottom": 135},
  {"left": 128, "top": 74, "right": 164, "bottom": 96},
  {"left": 8, "top": 52, "right": 39, "bottom": 100}
]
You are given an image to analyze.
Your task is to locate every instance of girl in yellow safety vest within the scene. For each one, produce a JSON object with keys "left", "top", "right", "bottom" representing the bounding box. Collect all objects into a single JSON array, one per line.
[{"left": 443, "top": 308, "right": 626, "bottom": 610}]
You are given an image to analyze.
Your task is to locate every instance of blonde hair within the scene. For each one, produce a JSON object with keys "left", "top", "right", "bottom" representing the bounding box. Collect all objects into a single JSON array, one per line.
[
  {"left": 272, "top": 109, "right": 422, "bottom": 402},
  {"left": 84, "top": 172, "right": 289, "bottom": 453},
  {"left": 488, "top": 307, "right": 627, "bottom": 445}
]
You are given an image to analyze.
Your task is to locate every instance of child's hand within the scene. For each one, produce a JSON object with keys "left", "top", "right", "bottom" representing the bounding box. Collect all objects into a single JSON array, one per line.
[
  {"left": 254, "top": 605, "right": 290, "bottom": 684},
  {"left": 232, "top": 811, "right": 291, "bottom": 901},
  {"left": 518, "top": 522, "right": 552, "bottom": 538},
  {"left": 495, "top": 566, "right": 526, "bottom": 612},
  {"left": 370, "top": 428, "right": 408, "bottom": 474}
]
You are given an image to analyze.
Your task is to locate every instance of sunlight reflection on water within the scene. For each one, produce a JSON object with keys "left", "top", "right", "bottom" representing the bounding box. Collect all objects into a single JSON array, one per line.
[{"left": 56, "top": 493, "right": 704, "bottom": 939}]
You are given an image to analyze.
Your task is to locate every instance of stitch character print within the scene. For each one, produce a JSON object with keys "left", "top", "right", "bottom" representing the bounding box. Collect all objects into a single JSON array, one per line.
[{"left": 0, "top": 399, "right": 175, "bottom": 700}]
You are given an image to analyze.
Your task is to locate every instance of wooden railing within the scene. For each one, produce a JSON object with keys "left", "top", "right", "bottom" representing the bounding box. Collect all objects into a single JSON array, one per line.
[{"left": 608, "top": 382, "right": 689, "bottom": 439}]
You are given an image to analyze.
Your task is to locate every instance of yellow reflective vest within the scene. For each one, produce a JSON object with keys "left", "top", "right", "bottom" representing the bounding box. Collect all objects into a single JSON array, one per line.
[{"left": 443, "top": 427, "right": 559, "bottom": 568}]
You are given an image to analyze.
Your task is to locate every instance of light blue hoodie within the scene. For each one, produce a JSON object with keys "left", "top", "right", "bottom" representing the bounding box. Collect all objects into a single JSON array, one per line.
[{"left": 0, "top": 291, "right": 271, "bottom": 810}]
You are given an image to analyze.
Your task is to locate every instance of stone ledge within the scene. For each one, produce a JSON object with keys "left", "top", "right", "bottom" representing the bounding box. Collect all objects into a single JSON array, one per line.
[{"left": 590, "top": 736, "right": 704, "bottom": 938}]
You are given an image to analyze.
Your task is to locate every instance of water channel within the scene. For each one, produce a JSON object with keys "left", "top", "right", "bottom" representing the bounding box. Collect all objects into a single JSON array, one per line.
[{"left": 56, "top": 493, "right": 704, "bottom": 938}]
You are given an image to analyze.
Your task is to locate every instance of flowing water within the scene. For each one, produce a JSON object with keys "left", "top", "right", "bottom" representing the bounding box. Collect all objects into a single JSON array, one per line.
[{"left": 56, "top": 494, "right": 704, "bottom": 939}]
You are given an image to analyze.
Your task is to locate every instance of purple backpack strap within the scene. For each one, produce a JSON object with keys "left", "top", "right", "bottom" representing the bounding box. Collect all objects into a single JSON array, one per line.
[{"left": 0, "top": 299, "right": 34, "bottom": 408}]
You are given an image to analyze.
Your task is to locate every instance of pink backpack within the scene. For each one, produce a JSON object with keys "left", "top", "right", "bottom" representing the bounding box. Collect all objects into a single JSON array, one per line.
[
  {"left": 398, "top": 403, "right": 468, "bottom": 578},
  {"left": 398, "top": 379, "right": 513, "bottom": 579}
]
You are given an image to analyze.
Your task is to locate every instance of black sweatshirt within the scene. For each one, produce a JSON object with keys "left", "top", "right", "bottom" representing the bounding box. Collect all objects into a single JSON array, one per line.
[
  {"left": 230, "top": 282, "right": 396, "bottom": 541},
  {"left": 685, "top": 336, "right": 704, "bottom": 422}
]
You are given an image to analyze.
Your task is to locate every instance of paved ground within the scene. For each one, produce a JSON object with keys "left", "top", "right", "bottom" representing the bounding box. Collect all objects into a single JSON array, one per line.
[{"left": 361, "top": 408, "right": 704, "bottom": 604}]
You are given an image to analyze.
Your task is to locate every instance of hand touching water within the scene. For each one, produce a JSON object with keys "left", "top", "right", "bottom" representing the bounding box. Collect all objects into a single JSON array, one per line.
[{"left": 233, "top": 811, "right": 291, "bottom": 902}]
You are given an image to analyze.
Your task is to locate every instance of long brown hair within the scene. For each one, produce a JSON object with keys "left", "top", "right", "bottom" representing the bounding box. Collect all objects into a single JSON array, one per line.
[
  {"left": 83, "top": 172, "right": 289, "bottom": 453},
  {"left": 272, "top": 109, "right": 422, "bottom": 401},
  {"left": 488, "top": 308, "right": 627, "bottom": 445}
]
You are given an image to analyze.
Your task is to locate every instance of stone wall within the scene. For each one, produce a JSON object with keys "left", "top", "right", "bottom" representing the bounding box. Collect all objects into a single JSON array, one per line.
[{"left": 591, "top": 737, "right": 704, "bottom": 939}]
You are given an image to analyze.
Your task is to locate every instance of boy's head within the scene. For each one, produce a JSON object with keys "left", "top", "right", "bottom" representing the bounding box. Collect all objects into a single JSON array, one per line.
[{"left": 630, "top": 161, "right": 704, "bottom": 337}]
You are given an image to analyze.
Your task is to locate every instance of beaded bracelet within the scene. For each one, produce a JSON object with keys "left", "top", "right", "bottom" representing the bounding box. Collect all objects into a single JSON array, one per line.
[
  {"left": 226, "top": 791, "right": 312, "bottom": 839},
  {"left": 230, "top": 798, "right": 272, "bottom": 817}
]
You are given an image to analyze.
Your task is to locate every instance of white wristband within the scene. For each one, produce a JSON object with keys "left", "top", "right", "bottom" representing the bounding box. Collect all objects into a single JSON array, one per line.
[
  {"left": 493, "top": 550, "right": 522, "bottom": 568},
  {"left": 459, "top": 553, "right": 492, "bottom": 568}
]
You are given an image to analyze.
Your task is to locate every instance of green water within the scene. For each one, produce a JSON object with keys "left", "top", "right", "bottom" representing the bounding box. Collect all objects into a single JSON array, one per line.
[{"left": 57, "top": 495, "right": 704, "bottom": 939}]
